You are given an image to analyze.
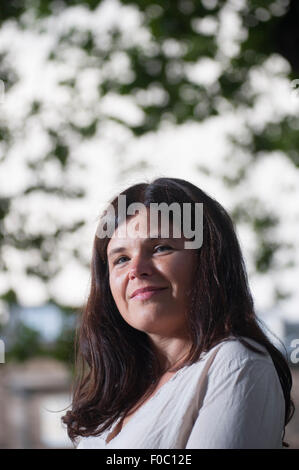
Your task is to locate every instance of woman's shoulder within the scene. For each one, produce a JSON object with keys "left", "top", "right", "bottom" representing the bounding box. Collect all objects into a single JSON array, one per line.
[
  {"left": 201, "top": 335, "right": 273, "bottom": 370},
  {"left": 199, "top": 336, "right": 285, "bottom": 410}
]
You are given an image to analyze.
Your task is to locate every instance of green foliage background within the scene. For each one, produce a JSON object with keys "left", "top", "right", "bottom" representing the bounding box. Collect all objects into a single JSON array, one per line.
[{"left": 0, "top": 0, "right": 298, "bottom": 363}]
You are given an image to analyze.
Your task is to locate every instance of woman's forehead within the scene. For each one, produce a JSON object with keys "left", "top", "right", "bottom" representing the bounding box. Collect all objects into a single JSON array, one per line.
[
  {"left": 106, "top": 211, "right": 187, "bottom": 257},
  {"left": 109, "top": 208, "right": 179, "bottom": 242}
]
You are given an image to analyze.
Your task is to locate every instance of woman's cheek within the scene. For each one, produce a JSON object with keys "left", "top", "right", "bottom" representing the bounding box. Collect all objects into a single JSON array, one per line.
[
  {"left": 117, "top": 273, "right": 128, "bottom": 305},
  {"left": 163, "top": 253, "right": 187, "bottom": 271},
  {"left": 109, "top": 273, "right": 121, "bottom": 301}
]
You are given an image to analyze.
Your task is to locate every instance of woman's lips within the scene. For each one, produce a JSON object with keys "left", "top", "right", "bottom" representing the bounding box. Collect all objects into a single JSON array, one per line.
[{"left": 132, "top": 288, "right": 167, "bottom": 300}]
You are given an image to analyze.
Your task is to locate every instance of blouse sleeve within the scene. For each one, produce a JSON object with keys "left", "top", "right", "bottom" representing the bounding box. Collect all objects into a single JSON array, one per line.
[{"left": 185, "top": 353, "right": 285, "bottom": 449}]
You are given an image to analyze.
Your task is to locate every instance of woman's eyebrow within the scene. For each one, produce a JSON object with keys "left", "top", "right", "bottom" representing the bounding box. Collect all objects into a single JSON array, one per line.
[
  {"left": 107, "top": 246, "right": 127, "bottom": 258},
  {"left": 107, "top": 235, "right": 176, "bottom": 259}
]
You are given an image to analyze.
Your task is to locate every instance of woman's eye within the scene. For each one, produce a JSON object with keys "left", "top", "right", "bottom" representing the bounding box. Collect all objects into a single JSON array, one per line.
[
  {"left": 155, "top": 245, "right": 171, "bottom": 252},
  {"left": 113, "top": 245, "right": 171, "bottom": 265},
  {"left": 114, "top": 256, "right": 128, "bottom": 265}
]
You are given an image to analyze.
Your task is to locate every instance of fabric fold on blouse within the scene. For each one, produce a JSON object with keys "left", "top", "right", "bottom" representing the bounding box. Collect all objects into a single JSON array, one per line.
[{"left": 77, "top": 336, "right": 285, "bottom": 449}]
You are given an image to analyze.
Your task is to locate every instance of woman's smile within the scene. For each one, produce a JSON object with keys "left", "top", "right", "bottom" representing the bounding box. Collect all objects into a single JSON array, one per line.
[{"left": 131, "top": 287, "right": 168, "bottom": 300}]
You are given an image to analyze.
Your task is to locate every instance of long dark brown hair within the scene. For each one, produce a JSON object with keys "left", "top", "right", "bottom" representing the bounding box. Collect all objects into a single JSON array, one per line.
[{"left": 62, "top": 177, "right": 295, "bottom": 447}]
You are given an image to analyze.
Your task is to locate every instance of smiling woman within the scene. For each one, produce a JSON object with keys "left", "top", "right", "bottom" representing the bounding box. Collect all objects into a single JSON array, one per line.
[{"left": 62, "top": 177, "right": 295, "bottom": 449}]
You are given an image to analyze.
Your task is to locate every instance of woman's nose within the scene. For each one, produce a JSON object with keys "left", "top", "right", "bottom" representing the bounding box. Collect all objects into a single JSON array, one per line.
[{"left": 128, "top": 255, "right": 152, "bottom": 279}]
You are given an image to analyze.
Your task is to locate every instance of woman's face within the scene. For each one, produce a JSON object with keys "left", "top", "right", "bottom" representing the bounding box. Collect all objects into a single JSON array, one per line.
[{"left": 107, "top": 207, "right": 198, "bottom": 338}]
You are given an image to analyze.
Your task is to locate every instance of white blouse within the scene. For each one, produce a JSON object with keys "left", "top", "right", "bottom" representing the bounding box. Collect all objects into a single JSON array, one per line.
[{"left": 76, "top": 336, "right": 285, "bottom": 449}]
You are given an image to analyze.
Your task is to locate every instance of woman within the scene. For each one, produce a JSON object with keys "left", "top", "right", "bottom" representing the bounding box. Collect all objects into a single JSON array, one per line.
[{"left": 62, "top": 177, "right": 294, "bottom": 449}]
